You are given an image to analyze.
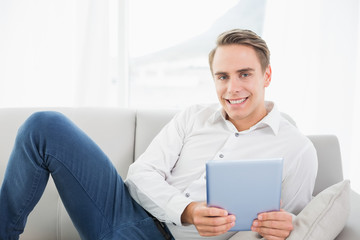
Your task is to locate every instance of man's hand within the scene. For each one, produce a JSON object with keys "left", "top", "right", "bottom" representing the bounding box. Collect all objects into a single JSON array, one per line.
[
  {"left": 251, "top": 209, "right": 293, "bottom": 240},
  {"left": 181, "top": 202, "right": 236, "bottom": 237}
]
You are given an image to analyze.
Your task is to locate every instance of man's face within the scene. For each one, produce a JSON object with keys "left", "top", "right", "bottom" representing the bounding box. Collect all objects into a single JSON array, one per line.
[{"left": 212, "top": 44, "right": 272, "bottom": 131}]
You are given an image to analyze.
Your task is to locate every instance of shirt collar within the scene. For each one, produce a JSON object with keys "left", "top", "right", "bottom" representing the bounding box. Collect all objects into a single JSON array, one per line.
[
  {"left": 209, "top": 104, "right": 226, "bottom": 124},
  {"left": 210, "top": 101, "right": 281, "bottom": 135},
  {"left": 254, "top": 101, "right": 280, "bottom": 135}
]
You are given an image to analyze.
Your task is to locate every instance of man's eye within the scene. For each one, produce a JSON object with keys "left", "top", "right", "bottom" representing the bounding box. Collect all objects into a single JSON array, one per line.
[
  {"left": 218, "top": 75, "right": 228, "bottom": 80},
  {"left": 241, "top": 73, "right": 249, "bottom": 78}
]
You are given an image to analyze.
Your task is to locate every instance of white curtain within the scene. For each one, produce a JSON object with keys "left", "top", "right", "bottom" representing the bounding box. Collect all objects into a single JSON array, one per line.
[
  {"left": 1, "top": 0, "right": 359, "bottom": 192},
  {"left": 0, "top": 0, "right": 117, "bottom": 107},
  {"left": 263, "top": 0, "right": 360, "bottom": 192}
]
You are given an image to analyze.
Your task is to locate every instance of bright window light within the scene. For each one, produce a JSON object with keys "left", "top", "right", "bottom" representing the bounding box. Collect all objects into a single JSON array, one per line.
[{"left": 128, "top": 0, "right": 265, "bottom": 109}]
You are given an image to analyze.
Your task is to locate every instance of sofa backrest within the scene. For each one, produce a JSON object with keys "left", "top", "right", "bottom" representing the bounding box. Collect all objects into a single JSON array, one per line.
[
  {"left": 308, "top": 135, "right": 343, "bottom": 195},
  {"left": 0, "top": 108, "right": 345, "bottom": 239},
  {"left": 134, "top": 109, "right": 178, "bottom": 160}
]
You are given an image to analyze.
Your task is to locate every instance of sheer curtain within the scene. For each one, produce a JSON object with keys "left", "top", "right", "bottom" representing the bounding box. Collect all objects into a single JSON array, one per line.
[
  {"left": 263, "top": 0, "right": 360, "bottom": 192},
  {"left": 0, "top": 0, "right": 119, "bottom": 107},
  {"left": 1, "top": 0, "right": 359, "bottom": 192},
  {"left": 127, "top": 0, "right": 252, "bottom": 109}
]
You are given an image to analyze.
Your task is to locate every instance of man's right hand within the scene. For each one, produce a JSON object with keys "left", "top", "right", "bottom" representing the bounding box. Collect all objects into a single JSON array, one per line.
[{"left": 181, "top": 202, "right": 236, "bottom": 237}]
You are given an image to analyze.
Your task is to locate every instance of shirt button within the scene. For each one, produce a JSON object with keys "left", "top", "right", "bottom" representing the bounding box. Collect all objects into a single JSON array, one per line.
[
  {"left": 219, "top": 154, "right": 224, "bottom": 158},
  {"left": 185, "top": 193, "right": 190, "bottom": 198},
  {"left": 235, "top": 132, "right": 240, "bottom": 137}
]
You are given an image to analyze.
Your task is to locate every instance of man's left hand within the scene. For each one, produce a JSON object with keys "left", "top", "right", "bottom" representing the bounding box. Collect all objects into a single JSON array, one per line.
[{"left": 251, "top": 209, "right": 293, "bottom": 240}]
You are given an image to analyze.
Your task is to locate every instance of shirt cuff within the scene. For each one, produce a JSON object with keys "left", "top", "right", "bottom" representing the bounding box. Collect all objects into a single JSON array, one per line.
[{"left": 165, "top": 194, "right": 193, "bottom": 226}]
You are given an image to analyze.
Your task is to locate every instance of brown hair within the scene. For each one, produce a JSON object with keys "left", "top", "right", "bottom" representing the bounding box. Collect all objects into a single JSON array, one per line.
[{"left": 209, "top": 29, "right": 270, "bottom": 73}]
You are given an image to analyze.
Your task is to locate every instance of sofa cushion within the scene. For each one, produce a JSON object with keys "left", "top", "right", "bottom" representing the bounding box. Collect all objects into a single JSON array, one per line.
[{"left": 288, "top": 180, "right": 350, "bottom": 240}]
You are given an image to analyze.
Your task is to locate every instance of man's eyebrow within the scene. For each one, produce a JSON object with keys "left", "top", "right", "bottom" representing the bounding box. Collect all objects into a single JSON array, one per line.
[
  {"left": 236, "top": 68, "right": 255, "bottom": 73},
  {"left": 214, "top": 71, "right": 228, "bottom": 76},
  {"left": 214, "top": 68, "right": 255, "bottom": 76}
]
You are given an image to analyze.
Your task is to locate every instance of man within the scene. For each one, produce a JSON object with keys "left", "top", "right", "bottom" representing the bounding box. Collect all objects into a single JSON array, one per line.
[
  {"left": 125, "top": 29, "right": 317, "bottom": 240},
  {"left": 0, "top": 29, "right": 317, "bottom": 240}
]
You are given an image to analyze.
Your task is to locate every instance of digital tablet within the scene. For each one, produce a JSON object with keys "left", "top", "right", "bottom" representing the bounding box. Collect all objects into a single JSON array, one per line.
[{"left": 206, "top": 158, "right": 283, "bottom": 231}]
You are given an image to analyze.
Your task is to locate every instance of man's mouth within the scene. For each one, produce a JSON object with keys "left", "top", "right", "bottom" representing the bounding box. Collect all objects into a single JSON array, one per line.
[{"left": 227, "top": 97, "right": 248, "bottom": 104}]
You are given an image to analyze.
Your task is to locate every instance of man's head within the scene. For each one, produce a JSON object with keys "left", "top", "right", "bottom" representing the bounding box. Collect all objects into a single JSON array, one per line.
[
  {"left": 209, "top": 29, "right": 270, "bottom": 74},
  {"left": 209, "top": 29, "right": 272, "bottom": 131}
]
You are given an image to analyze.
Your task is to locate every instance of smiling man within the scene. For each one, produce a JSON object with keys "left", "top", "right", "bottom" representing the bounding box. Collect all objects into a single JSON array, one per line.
[
  {"left": 0, "top": 29, "right": 317, "bottom": 240},
  {"left": 126, "top": 29, "right": 318, "bottom": 240}
]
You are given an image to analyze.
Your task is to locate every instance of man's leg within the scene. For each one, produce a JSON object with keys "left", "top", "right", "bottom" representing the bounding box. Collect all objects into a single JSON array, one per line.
[{"left": 0, "top": 111, "right": 170, "bottom": 240}]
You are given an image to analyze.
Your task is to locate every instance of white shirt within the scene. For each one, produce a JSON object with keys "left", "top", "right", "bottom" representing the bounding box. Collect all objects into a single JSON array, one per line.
[{"left": 125, "top": 102, "right": 318, "bottom": 240}]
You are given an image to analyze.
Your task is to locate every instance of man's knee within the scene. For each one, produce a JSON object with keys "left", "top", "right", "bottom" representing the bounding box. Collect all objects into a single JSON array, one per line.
[{"left": 18, "top": 111, "right": 69, "bottom": 140}]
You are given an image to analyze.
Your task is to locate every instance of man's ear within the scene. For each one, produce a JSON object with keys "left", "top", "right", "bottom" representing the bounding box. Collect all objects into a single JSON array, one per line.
[{"left": 264, "top": 65, "right": 272, "bottom": 87}]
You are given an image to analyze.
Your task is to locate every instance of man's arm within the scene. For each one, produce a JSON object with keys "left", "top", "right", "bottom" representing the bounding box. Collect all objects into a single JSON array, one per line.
[
  {"left": 125, "top": 109, "right": 194, "bottom": 226},
  {"left": 181, "top": 202, "right": 236, "bottom": 237}
]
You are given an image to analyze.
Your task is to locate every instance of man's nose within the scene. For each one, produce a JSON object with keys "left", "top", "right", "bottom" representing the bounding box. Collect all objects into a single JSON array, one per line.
[{"left": 227, "top": 77, "right": 242, "bottom": 93}]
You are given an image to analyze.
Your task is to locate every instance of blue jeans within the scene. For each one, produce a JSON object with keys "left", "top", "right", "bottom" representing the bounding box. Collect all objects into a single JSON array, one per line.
[{"left": 0, "top": 112, "right": 173, "bottom": 240}]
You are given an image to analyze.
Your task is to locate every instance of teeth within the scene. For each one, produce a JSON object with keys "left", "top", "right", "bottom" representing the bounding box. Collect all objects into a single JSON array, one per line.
[{"left": 229, "top": 98, "right": 246, "bottom": 104}]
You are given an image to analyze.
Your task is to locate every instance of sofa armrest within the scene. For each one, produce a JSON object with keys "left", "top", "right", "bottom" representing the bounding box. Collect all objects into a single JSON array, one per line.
[{"left": 335, "top": 190, "right": 360, "bottom": 239}]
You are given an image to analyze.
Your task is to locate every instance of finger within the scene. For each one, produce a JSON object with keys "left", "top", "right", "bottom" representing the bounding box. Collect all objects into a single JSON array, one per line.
[
  {"left": 193, "top": 204, "right": 236, "bottom": 236},
  {"left": 193, "top": 204, "right": 228, "bottom": 219},
  {"left": 258, "top": 209, "right": 292, "bottom": 221},
  {"left": 204, "top": 206, "right": 229, "bottom": 217},
  {"left": 197, "top": 221, "right": 235, "bottom": 236},
  {"left": 252, "top": 219, "right": 293, "bottom": 231},
  {"left": 194, "top": 214, "right": 236, "bottom": 227},
  {"left": 251, "top": 226, "right": 291, "bottom": 239}
]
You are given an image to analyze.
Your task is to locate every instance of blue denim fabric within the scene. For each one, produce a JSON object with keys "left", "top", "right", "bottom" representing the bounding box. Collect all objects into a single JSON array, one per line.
[{"left": 0, "top": 112, "right": 173, "bottom": 240}]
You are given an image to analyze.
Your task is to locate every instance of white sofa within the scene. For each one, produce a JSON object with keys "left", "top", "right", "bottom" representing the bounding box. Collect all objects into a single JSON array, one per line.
[{"left": 0, "top": 108, "right": 359, "bottom": 239}]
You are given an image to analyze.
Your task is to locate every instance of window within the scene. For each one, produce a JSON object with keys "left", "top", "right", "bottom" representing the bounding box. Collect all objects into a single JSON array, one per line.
[{"left": 128, "top": 0, "right": 267, "bottom": 109}]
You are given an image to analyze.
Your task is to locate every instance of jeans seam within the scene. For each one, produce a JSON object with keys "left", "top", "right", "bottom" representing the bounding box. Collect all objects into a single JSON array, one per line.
[{"left": 45, "top": 152, "right": 112, "bottom": 230}]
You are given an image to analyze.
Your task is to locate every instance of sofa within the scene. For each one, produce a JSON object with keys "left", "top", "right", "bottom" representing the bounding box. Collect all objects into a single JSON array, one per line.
[{"left": 0, "top": 107, "right": 359, "bottom": 240}]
